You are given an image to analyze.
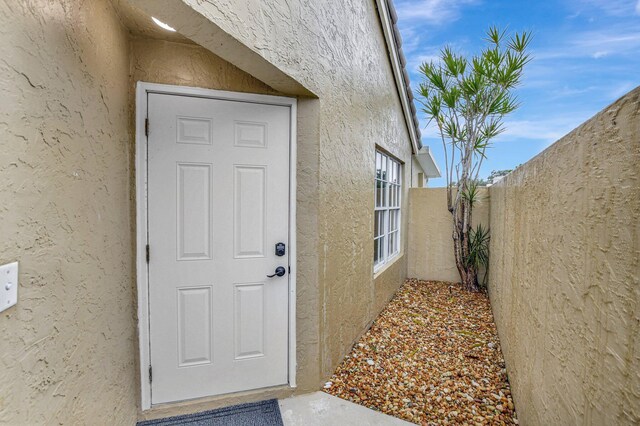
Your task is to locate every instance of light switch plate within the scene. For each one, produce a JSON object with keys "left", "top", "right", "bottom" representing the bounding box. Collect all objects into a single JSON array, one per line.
[{"left": 0, "top": 262, "right": 18, "bottom": 313}]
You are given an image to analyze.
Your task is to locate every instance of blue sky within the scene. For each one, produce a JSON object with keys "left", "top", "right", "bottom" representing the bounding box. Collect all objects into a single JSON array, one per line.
[{"left": 395, "top": 0, "right": 640, "bottom": 186}]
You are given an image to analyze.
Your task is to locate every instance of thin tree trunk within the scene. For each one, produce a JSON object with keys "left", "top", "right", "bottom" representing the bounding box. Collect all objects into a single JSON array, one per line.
[{"left": 451, "top": 196, "right": 480, "bottom": 292}]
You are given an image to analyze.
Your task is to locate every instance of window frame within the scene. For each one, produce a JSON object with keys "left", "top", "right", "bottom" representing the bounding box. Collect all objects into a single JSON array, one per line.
[{"left": 374, "top": 150, "right": 402, "bottom": 272}]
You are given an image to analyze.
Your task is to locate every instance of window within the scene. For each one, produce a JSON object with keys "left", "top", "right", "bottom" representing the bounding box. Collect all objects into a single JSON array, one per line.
[{"left": 374, "top": 150, "right": 401, "bottom": 270}]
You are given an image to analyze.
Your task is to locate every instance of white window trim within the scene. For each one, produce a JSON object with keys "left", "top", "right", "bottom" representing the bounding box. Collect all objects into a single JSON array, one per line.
[{"left": 374, "top": 150, "right": 402, "bottom": 273}]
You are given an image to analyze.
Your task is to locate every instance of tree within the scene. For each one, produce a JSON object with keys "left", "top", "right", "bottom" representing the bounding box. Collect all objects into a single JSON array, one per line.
[
  {"left": 486, "top": 169, "right": 513, "bottom": 184},
  {"left": 418, "top": 27, "right": 532, "bottom": 292}
]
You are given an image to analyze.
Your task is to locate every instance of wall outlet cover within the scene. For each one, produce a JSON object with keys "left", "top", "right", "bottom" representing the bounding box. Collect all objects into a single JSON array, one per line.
[{"left": 0, "top": 261, "right": 18, "bottom": 313}]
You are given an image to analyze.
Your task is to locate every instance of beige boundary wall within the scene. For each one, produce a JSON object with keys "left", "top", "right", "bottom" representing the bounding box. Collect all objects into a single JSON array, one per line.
[
  {"left": 408, "top": 187, "right": 490, "bottom": 283},
  {"left": 407, "top": 88, "right": 640, "bottom": 424},
  {"left": 488, "top": 88, "right": 640, "bottom": 425}
]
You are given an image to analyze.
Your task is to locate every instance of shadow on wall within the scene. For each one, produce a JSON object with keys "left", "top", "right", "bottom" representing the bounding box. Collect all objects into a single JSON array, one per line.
[
  {"left": 488, "top": 87, "right": 640, "bottom": 425},
  {"left": 408, "top": 187, "right": 490, "bottom": 283},
  {"left": 408, "top": 86, "right": 640, "bottom": 425}
]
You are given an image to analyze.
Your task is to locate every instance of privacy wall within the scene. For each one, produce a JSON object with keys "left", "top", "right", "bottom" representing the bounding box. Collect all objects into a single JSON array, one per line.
[
  {"left": 406, "top": 88, "right": 639, "bottom": 424},
  {"left": 489, "top": 88, "right": 640, "bottom": 425},
  {"left": 408, "top": 187, "right": 490, "bottom": 282}
]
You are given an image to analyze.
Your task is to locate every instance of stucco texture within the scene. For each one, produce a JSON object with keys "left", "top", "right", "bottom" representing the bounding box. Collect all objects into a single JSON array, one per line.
[
  {"left": 127, "top": 37, "right": 310, "bottom": 422},
  {"left": 128, "top": 37, "right": 280, "bottom": 96},
  {"left": 133, "top": 0, "right": 416, "bottom": 384},
  {"left": 408, "top": 187, "right": 490, "bottom": 283},
  {"left": 2, "top": 0, "right": 418, "bottom": 422},
  {"left": 488, "top": 88, "right": 640, "bottom": 425},
  {"left": 0, "top": 0, "right": 137, "bottom": 424}
]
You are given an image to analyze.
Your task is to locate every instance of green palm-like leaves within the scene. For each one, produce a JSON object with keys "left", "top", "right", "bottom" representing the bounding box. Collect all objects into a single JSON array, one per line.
[
  {"left": 466, "top": 223, "right": 491, "bottom": 287},
  {"left": 419, "top": 26, "right": 531, "bottom": 173},
  {"left": 460, "top": 181, "right": 480, "bottom": 208},
  {"left": 418, "top": 27, "right": 531, "bottom": 291}
]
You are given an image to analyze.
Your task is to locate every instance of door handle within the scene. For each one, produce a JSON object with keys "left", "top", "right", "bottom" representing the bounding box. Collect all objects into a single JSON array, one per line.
[{"left": 267, "top": 266, "right": 287, "bottom": 278}]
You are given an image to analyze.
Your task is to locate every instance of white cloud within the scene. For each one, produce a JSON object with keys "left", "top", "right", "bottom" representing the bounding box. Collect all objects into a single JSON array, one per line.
[
  {"left": 408, "top": 53, "right": 442, "bottom": 73},
  {"left": 608, "top": 81, "right": 638, "bottom": 100},
  {"left": 416, "top": 113, "right": 595, "bottom": 147},
  {"left": 397, "top": 25, "right": 421, "bottom": 53},
  {"left": 533, "top": 27, "right": 640, "bottom": 60},
  {"left": 576, "top": 31, "right": 640, "bottom": 51},
  {"left": 572, "top": 0, "right": 640, "bottom": 17},
  {"left": 394, "top": 0, "right": 479, "bottom": 24},
  {"left": 406, "top": 40, "right": 469, "bottom": 73},
  {"left": 498, "top": 118, "right": 582, "bottom": 144}
]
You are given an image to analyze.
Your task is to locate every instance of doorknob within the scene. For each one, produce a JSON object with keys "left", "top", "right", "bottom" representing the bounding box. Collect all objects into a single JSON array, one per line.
[{"left": 267, "top": 266, "right": 286, "bottom": 278}]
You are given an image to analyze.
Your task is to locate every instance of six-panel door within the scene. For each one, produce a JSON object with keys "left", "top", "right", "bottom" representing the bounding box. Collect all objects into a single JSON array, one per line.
[{"left": 147, "top": 93, "right": 290, "bottom": 404}]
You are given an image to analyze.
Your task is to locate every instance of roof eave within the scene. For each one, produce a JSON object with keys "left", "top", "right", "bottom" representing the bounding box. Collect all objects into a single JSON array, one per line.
[
  {"left": 415, "top": 147, "right": 442, "bottom": 178},
  {"left": 375, "top": 0, "right": 422, "bottom": 154}
]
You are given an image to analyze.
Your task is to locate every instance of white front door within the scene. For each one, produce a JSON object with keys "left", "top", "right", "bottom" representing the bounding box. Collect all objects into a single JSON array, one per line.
[{"left": 147, "top": 92, "right": 291, "bottom": 404}]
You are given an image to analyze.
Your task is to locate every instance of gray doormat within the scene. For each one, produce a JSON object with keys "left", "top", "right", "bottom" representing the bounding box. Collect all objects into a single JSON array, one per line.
[{"left": 137, "top": 399, "right": 283, "bottom": 426}]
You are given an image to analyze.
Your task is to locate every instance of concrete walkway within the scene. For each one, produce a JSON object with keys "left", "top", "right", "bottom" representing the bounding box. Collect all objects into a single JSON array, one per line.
[{"left": 279, "top": 392, "right": 412, "bottom": 425}]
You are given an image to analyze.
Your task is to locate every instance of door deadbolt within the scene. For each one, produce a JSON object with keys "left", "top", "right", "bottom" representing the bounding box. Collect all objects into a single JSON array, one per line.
[{"left": 275, "top": 242, "right": 286, "bottom": 256}]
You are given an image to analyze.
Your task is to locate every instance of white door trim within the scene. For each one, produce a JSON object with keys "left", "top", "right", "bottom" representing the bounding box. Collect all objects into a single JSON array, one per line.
[{"left": 135, "top": 82, "right": 297, "bottom": 410}]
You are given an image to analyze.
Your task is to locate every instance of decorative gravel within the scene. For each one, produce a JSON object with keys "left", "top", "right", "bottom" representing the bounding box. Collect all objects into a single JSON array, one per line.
[{"left": 323, "top": 279, "right": 517, "bottom": 425}]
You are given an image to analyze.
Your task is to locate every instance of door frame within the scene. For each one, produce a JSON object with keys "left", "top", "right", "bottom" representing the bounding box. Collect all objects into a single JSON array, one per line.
[{"left": 135, "top": 82, "right": 297, "bottom": 410}]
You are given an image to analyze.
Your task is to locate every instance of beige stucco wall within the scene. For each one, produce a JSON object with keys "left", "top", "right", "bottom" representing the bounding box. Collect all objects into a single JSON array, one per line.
[
  {"left": 410, "top": 156, "right": 431, "bottom": 188},
  {"left": 127, "top": 37, "right": 323, "bottom": 421},
  {"left": 1, "top": 0, "right": 417, "bottom": 423},
  {"left": 408, "top": 187, "right": 490, "bottom": 283},
  {"left": 128, "top": 37, "right": 280, "bottom": 96},
  {"left": 488, "top": 88, "right": 640, "bottom": 425},
  {"left": 139, "top": 0, "right": 416, "bottom": 383},
  {"left": 0, "top": 0, "right": 137, "bottom": 424}
]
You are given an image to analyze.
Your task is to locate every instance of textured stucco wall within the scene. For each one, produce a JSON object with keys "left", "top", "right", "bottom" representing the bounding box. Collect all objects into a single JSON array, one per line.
[
  {"left": 128, "top": 38, "right": 323, "bottom": 421},
  {"left": 129, "top": 37, "right": 280, "bottom": 96},
  {"left": 1, "top": 0, "right": 418, "bottom": 421},
  {"left": 147, "top": 0, "right": 415, "bottom": 381},
  {"left": 0, "top": 0, "right": 137, "bottom": 424},
  {"left": 410, "top": 156, "right": 426, "bottom": 187},
  {"left": 488, "top": 88, "right": 640, "bottom": 425},
  {"left": 408, "top": 187, "right": 490, "bottom": 283}
]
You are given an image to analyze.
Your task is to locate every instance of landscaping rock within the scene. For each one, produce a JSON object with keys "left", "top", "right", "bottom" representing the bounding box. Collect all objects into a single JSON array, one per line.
[{"left": 323, "top": 279, "right": 518, "bottom": 425}]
